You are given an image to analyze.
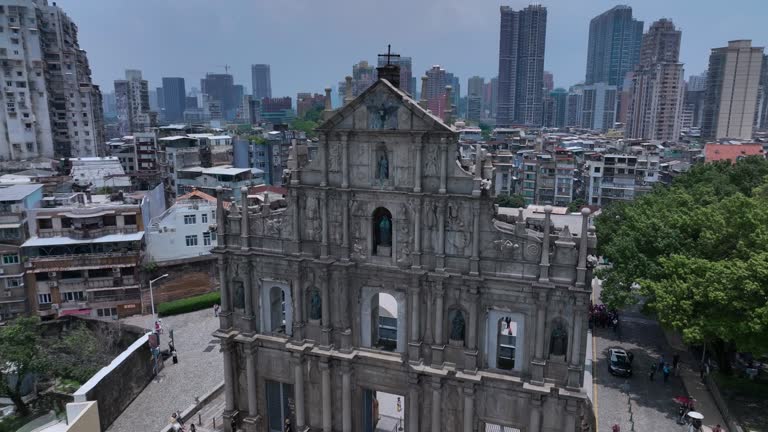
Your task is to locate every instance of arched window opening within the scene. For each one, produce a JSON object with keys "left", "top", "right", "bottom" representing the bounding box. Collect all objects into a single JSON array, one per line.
[
  {"left": 448, "top": 308, "right": 466, "bottom": 343},
  {"left": 497, "top": 317, "right": 518, "bottom": 370},
  {"left": 371, "top": 292, "right": 398, "bottom": 351},
  {"left": 549, "top": 321, "right": 568, "bottom": 358},
  {"left": 269, "top": 286, "right": 286, "bottom": 333},
  {"left": 372, "top": 208, "right": 392, "bottom": 257},
  {"left": 308, "top": 289, "right": 322, "bottom": 321}
]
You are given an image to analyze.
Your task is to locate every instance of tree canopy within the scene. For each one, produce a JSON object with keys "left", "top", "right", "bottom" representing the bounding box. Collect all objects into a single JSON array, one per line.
[
  {"left": 495, "top": 194, "right": 526, "bottom": 208},
  {"left": 595, "top": 157, "right": 768, "bottom": 370},
  {"left": 0, "top": 317, "right": 42, "bottom": 416}
]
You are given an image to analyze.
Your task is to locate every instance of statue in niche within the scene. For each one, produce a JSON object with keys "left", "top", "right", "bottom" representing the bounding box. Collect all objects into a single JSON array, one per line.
[
  {"left": 450, "top": 310, "right": 466, "bottom": 341},
  {"left": 328, "top": 142, "right": 341, "bottom": 172},
  {"left": 376, "top": 153, "right": 389, "bottom": 180},
  {"left": 378, "top": 215, "right": 392, "bottom": 245},
  {"left": 550, "top": 323, "right": 568, "bottom": 357},
  {"left": 233, "top": 280, "right": 245, "bottom": 310},
  {"left": 306, "top": 195, "right": 319, "bottom": 219},
  {"left": 425, "top": 200, "right": 438, "bottom": 229},
  {"left": 309, "top": 290, "right": 322, "bottom": 320},
  {"left": 424, "top": 146, "right": 439, "bottom": 176},
  {"left": 447, "top": 202, "right": 464, "bottom": 230}
]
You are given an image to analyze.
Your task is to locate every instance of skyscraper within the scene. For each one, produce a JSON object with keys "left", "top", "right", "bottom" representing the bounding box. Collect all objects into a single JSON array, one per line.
[
  {"left": 755, "top": 54, "right": 768, "bottom": 130},
  {"left": 683, "top": 73, "right": 707, "bottom": 130},
  {"left": 251, "top": 64, "right": 272, "bottom": 100},
  {"left": 625, "top": 19, "right": 685, "bottom": 142},
  {"left": 496, "top": 5, "right": 547, "bottom": 127},
  {"left": 581, "top": 83, "right": 618, "bottom": 131},
  {"left": 585, "top": 6, "right": 643, "bottom": 89},
  {"left": 543, "top": 88, "right": 568, "bottom": 128},
  {"left": 115, "top": 70, "right": 156, "bottom": 136},
  {"left": 162, "top": 77, "right": 187, "bottom": 123},
  {"left": 543, "top": 71, "right": 554, "bottom": 93},
  {"left": 467, "top": 76, "right": 485, "bottom": 124},
  {"left": 702, "top": 40, "right": 765, "bottom": 140},
  {"left": 424, "top": 65, "right": 454, "bottom": 120},
  {"left": 201, "top": 73, "right": 237, "bottom": 120}
]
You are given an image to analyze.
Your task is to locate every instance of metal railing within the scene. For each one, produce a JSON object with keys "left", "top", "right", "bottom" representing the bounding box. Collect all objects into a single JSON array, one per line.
[{"left": 37, "top": 226, "right": 139, "bottom": 239}]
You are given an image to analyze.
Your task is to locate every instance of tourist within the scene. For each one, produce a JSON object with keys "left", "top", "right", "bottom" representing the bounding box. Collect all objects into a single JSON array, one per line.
[
  {"left": 712, "top": 424, "right": 723, "bottom": 432},
  {"left": 663, "top": 364, "right": 671, "bottom": 383},
  {"left": 673, "top": 353, "right": 680, "bottom": 376},
  {"left": 649, "top": 362, "right": 656, "bottom": 381},
  {"left": 284, "top": 417, "right": 293, "bottom": 432},
  {"left": 188, "top": 424, "right": 197, "bottom": 432},
  {"left": 214, "top": 304, "right": 220, "bottom": 317}
]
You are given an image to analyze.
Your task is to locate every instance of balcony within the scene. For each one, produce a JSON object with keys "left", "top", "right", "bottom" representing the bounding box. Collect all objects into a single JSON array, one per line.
[
  {"left": 58, "top": 276, "right": 138, "bottom": 291},
  {"left": 28, "top": 252, "right": 140, "bottom": 272},
  {"left": 37, "top": 226, "right": 138, "bottom": 240}
]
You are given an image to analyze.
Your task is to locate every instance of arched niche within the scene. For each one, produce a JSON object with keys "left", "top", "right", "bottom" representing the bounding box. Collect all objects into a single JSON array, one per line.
[
  {"left": 260, "top": 280, "right": 293, "bottom": 336},
  {"left": 360, "top": 286, "right": 407, "bottom": 353}
]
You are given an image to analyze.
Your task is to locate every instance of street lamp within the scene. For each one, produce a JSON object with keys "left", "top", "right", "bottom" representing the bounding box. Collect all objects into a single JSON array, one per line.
[{"left": 149, "top": 274, "right": 169, "bottom": 330}]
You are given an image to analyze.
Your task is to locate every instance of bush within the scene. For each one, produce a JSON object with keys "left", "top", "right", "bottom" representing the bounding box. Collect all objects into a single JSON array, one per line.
[{"left": 157, "top": 291, "right": 221, "bottom": 317}]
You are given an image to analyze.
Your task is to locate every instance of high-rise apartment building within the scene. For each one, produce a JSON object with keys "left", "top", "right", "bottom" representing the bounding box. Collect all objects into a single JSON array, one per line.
[
  {"left": 585, "top": 6, "right": 643, "bottom": 89},
  {"left": 496, "top": 5, "right": 547, "bottom": 127},
  {"left": 162, "top": 77, "right": 186, "bottom": 123},
  {"left": 683, "top": 73, "right": 707, "bottom": 130},
  {"left": 115, "top": 70, "right": 156, "bottom": 136},
  {"left": 0, "top": 0, "right": 104, "bottom": 160},
  {"left": 566, "top": 85, "right": 584, "bottom": 128},
  {"left": 251, "top": 64, "right": 272, "bottom": 100},
  {"left": 424, "top": 65, "right": 456, "bottom": 120},
  {"left": 543, "top": 88, "right": 568, "bottom": 128},
  {"left": 543, "top": 71, "right": 554, "bottom": 93},
  {"left": 466, "top": 76, "right": 484, "bottom": 124},
  {"left": 625, "top": 19, "right": 685, "bottom": 142},
  {"left": 702, "top": 40, "right": 765, "bottom": 141}
]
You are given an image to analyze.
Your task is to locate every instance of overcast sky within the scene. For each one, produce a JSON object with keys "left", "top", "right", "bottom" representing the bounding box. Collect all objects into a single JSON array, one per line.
[{"left": 60, "top": 0, "right": 766, "bottom": 99}]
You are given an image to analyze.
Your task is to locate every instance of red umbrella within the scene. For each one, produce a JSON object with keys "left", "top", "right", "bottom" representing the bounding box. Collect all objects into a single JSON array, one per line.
[{"left": 673, "top": 396, "right": 695, "bottom": 406}]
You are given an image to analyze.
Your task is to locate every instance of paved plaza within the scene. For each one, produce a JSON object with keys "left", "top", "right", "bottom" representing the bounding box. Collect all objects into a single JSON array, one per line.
[{"left": 107, "top": 308, "right": 223, "bottom": 432}]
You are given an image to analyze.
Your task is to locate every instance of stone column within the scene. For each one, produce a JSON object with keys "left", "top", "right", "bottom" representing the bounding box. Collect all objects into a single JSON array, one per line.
[
  {"left": 320, "top": 190, "right": 329, "bottom": 258},
  {"left": 463, "top": 385, "right": 474, "bottom": 432},
  {"left": 341, "top": 132, "right": 350, "bottom": 188},
  {"left": 531, "top": 292, "right": 547, "bottom": 384},
  {"left": 216, "top": 186, "right": 227, "bottom": 248},
  {"left": 243, "top": 261, "right": 255, "bottom": 332},
  {"left": 436, "top": 200, "right": 446, "bottom": 270},
  {"left": 320, "top": 269, "right": 331, "bottom": 346},
  {"left": 320, "top": 132, "right": 328, "bottom": 187},
  {"left": 408, "top": 276, "right": 421, "bottom": 361},
  {"left": 341, "top": 362, "right": 352, "bottom": 432},
  {"left": 292, "top": 189, "right": 301, "bottom": 244},
  {"left": 218, "top": 256, "right": 231, "bottom": 328},
  {"left": 412, "top": 199, "right": 422, "bottom": 268},
  {"left": 430, "top": 377, "right": 442, "bottom": 432},
  {"left": 538, "top": 205, "right": 553, "bottom": 283},
  {"left": 221, "top": 339, "right": 236, "bottom": 432},
  {"left": 567, "top": 301, "right": 584, "bottom": 389},
  {"left": 408, "top": 374, "right": 420, "bottom": 432},
  {"left": 293, "top": 355, "right": 306, "bottom": 430},
  {"left": 245, "top": 343, "right": 258, "bottom": 420},
  {"left": 464, "top": 283, "right": 479, "bottom": 371},
  {"left": 414, "top": 138, "right": 423, "bottom": 193},
  {"left": 320, "top": 359, "right": 332, "bottom": 432},
  {"left": 341, "top": 192, "right": 350, "bottom": 259},
  {"left": 292, "top": 266, "right": 304, "bottom": 340},
  {"left": 240, "top": 187, "right": 249, "bottom": 250},
  {"left": 576, "top": 208, "right": 591, "bottom": 288},
  {"left": 439, "top": 141, "right": 448, "bottom": 194},
  {"left": 528, "top": 396, "right": 542, "bottom": 432},
  {"left": 470, "top": 201, "right": 481, "bottom": 275},
  {"left": 432, "top": 280, "right": 445, "bottom": 366}
]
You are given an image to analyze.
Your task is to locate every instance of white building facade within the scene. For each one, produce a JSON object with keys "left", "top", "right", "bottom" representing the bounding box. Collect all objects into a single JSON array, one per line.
[{"left": 146, "top": 193, "right": 218, "bottom": 262}]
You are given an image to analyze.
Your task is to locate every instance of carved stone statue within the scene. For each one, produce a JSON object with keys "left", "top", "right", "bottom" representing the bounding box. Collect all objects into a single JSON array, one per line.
[
  {"left": 378, "top": 215, "right": 392, "bottom": 245},
  {"left": 376, "top": 154, "right": 389, "bottom": 180},
  {"left": 550, "top": 323, "right": 568, "bottom": 357},
  {"left": 450, "top": 310, "right": 465, "bottom": 341},
  {"left": 424, "top": 146, "right": 439, "bottom": 176},
  {"left": 309, "top": 290, "right": 322, "bottom": 320}
]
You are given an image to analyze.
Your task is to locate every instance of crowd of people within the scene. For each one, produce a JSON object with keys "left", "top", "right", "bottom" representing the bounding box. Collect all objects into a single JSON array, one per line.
[{"left": 589, "top": 302, "right": 620, "bottom": 330}]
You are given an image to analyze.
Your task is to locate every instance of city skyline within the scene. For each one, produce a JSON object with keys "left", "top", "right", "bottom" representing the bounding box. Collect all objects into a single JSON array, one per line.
[{"left": 60, "top": 0, "right": 767, "bottom": 100}]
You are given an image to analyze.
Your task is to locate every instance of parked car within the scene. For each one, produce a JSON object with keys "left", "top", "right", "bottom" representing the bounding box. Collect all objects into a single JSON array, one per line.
[{"left": 608, "top": 348, "right": 633, "bottom": 377}]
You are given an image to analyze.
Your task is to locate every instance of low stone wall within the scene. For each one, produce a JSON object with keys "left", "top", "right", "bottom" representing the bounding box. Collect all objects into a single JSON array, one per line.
[
  {"left": 73, "top": 332, "right": 155, "bottom": 431},
  {"left": 159, "top": 381, "right": 224, "bottom": 432},
  {"left": 704, "top": 374, "right": 744, "bottom": 432}
]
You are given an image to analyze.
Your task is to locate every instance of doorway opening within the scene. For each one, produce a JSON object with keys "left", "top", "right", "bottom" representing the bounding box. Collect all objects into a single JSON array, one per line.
[
  {"left": 371, "top": 292, "right": 398, "bottom": 351},
  {"left": 266, "top": 380, "right": 294, "bottom": 432},
  {"left": 362, "top": 389, "right": 406, "bottom": 432}
]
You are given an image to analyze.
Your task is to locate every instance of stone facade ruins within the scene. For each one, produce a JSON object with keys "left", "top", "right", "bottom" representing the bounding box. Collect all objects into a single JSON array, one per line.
[{"left": 213, "top": 78, "right": 596, "bottom": 432}]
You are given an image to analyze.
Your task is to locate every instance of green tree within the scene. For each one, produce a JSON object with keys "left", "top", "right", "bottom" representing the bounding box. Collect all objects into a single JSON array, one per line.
[
  {"left": 567, "top": 198, "right": 587, "bottom": 213},
  {"left": 0, "top": 317, "right": 42, "bottom": 416},
  {"left": 595, "top": 157, "right": 768, "bottom": 372},
  {"left": 495, "top": 194, "right": 526, "bottom": 208},
  {"left": 40, "top": 322, "right": 111, "bottom": 384},
  {"left": 289, "top": 118, "right": 319, "bottom": 138},
  {"left": 479, "top": 122, "right": 492, "bottom": 141}
]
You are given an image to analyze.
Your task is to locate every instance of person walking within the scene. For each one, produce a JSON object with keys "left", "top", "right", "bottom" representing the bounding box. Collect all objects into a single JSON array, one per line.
[
  {"left": 663, "top": 364, "right": 671, "bottom": 383},
  {"left": 284, "top": 417, "right": 293, "bottom": 432},
  {"left": 673, "top": 353, "right": 680, "bottom": 376},
  {"left": 188, "top": 424, "right": 196, "bottom": 432},
  {"left": 712, "top": 424, "right": 723, "bottom": 432},
  {"left": 214, "top": 304, "right": 220, "bottom": 317},
  {"left": 649, "top": 362, "right": 656, "bottom": 381}
]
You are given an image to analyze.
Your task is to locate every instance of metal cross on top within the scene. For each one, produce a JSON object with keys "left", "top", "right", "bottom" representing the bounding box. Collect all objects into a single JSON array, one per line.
[{"left": 378, "top": 44, "right": 400, "bottom": 65}]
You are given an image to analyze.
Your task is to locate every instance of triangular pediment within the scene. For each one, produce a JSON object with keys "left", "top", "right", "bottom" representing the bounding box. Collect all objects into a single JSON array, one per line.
[{"left": 317, "top": 79, "right": 454, "bottom": 133}]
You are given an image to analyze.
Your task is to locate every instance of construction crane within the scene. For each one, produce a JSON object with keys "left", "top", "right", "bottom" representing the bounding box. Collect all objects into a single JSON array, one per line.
[{"left": 216, "top": 65, "right": 231, "bottom": 74}]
